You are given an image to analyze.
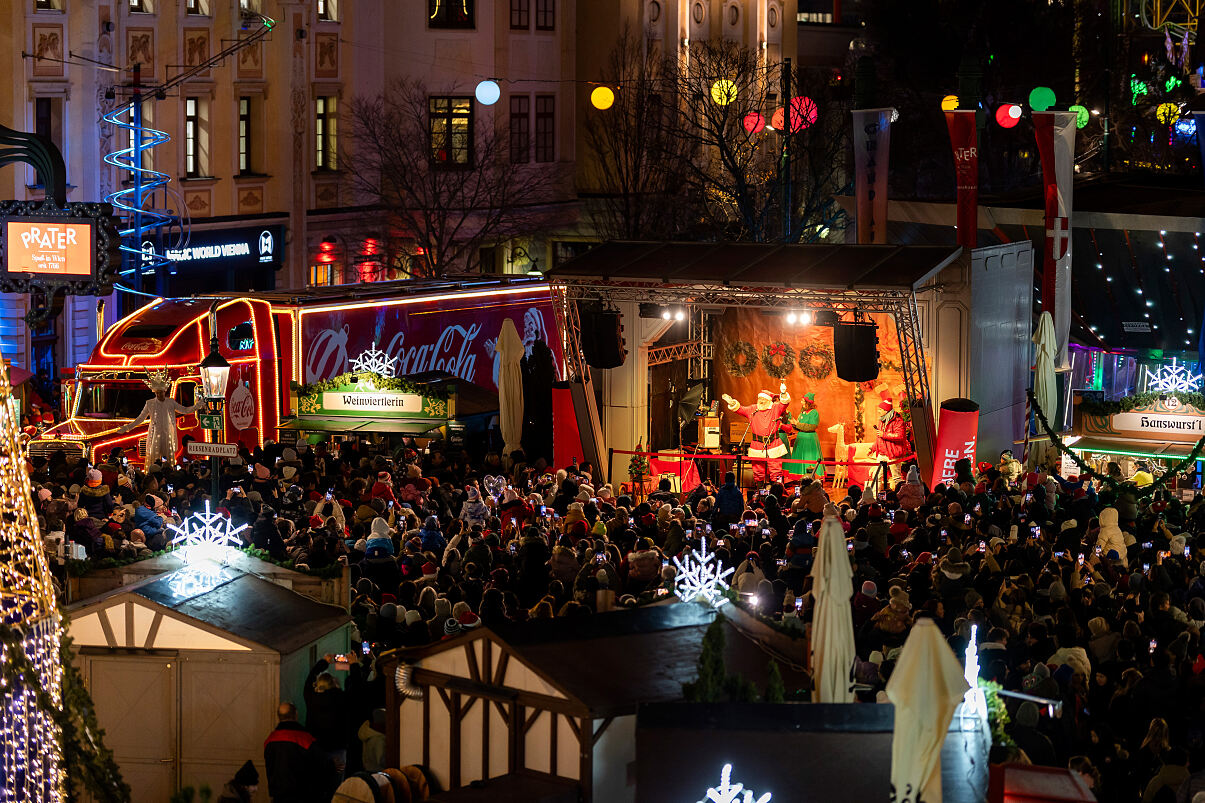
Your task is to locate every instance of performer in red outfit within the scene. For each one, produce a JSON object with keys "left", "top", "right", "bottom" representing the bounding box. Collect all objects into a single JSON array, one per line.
[
  {"left": 872, "top": 398, "right": 911, "bottom": 483},
  {"left": 722, "top": 382, "right": 791, "bottom": 483}
]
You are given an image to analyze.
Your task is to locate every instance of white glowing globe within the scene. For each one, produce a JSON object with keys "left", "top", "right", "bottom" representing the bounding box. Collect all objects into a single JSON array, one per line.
[{"left": 475, "top": 80, "right": 501, "bottom": 106}]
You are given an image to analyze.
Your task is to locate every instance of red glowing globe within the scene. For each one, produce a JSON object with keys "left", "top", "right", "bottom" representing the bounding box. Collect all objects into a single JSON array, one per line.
[
  {"left": 995, "top": 103, "right": 1023, "bottom": 129},
  {"left": 771, "top": 96, "right": 818, "bottom": 133},
  {"left": 743, "top": 111, "right": 766, "bottom": 133}
]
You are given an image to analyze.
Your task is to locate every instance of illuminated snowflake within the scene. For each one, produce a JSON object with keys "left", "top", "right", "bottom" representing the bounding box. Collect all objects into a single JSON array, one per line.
[
  {"left": 1144, "top": 358, "right": 1203, "bottom": 393},
  {"left": 350, "top": 341, "right": 398, "bottom": 378},
  {"left": 696, "top": 763, "right": 772, "bottom": 803},
  {"left": 673, "top": 540, "right": 734, "bottom": 607},
  {"left": 168, "top": 500, "right": 248, "bottom": 565},
  {"left": 165, "top": 563, "right": 230, "bottom": 597}
]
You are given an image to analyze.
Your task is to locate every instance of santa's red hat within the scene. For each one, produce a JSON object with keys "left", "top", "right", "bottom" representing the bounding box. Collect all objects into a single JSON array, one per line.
[
  {"left": 878, "top": 400, "right": 893, "bottom": 412},
  {"left": 757, "top": 389, "right": 774, "bottom": 402}
]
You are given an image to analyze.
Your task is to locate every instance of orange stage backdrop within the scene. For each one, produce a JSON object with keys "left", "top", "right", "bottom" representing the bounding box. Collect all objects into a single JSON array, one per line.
[{"left": 712, "top": 309, "right": 908, "bottom": 464}]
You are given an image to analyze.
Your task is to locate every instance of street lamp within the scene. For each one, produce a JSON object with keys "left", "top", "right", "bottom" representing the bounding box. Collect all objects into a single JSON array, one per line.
[{"left": 198, "top": 301, "right": 230, "bottom": 501}]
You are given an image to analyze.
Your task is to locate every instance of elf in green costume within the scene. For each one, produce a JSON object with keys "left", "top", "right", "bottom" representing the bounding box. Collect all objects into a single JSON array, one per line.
[{"left": 786, "top": 392, "right": 824, "bottom": 478}]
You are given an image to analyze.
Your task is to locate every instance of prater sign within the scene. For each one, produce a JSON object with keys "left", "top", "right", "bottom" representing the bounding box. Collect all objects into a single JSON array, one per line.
[{"left": 4, "top": 219, "right": 94, "bottom": 277}]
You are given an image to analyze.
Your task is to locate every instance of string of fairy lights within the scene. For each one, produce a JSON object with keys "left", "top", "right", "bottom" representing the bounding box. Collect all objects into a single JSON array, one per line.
[{"left": 0, "top": 363, "right": 64, "bottom": 802}]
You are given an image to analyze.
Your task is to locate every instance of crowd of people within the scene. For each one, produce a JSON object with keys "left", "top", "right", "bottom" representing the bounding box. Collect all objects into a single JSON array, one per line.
[{"left": 25, "top": 437, "right": 1205, "bottom": 802}]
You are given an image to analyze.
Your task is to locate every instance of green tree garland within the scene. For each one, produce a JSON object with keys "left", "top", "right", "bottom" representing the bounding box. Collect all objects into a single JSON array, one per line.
[
  {"left": 0, "top": 620, "right": 131, "bottom": 803},
  {"left": 1078, "top": 390, "right": 1205, "bottom": 416},
  {"left": 291, "top": 372, "right": 447, "bottom": 398},
  {"left": 1027, "top": 389, "right": 1205, "bottom": 498}
]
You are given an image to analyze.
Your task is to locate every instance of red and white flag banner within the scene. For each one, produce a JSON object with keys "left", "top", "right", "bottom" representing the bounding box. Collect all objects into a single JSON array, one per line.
[
  {"left": 852, "top": 108, "right": 895, "bottom": 244},
  {"left": 1033, "top": 111, "right": 1076, "bottom": 370},
  {"left": 944, "top": 110, "right": 978, "bottom": 252}
]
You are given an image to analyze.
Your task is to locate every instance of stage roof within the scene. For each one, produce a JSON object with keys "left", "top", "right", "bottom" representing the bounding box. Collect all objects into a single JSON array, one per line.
[{"left": 547, "top": 241, "right": 962, "bottom": 293}]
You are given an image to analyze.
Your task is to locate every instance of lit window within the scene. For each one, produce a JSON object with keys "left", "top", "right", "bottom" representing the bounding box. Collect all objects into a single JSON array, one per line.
[
  {"left": 509, "top": 95, "right": 529, "bottom": 163},
  {"left": 184, "top": 97, "right": 199, "bottom": 177},
  {"left": 510, "top": 0, "right": 529, "bottom": 29},
  {"left": 35, "top": 0, "right": 60, "bottom": 9},
  {"left": 535, "top": 0, "right": 554, "bottom": 30},
  {"left": 535, "top": 95, "right": 554, "bottom": 162},
  {"left": 128, "top": 0, "right": 147, "bottom": 11},
  {"left": 185, "top": 0, "right": 202, "bottom": 14},
  {"left": 429, "top": 0, "right": 474, "bottom": 29},
  {"left": 429, "top": 96, "right": 473, "bottom": 165},
  {"left": 317, "top": 0, "right": 332, "bottom": 20},
  {"left": 309, "top": 264, "right": 335, "bottom": 287},
  {"left": 315, "top": 96, "right": 337, "bottom": 170},
  {"left": 238, "top": 97, "right": 252, "bottom": 173}
]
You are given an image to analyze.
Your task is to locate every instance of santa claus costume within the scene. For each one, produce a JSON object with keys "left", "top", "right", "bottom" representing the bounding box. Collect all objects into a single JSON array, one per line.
[
  {"left": 872, "top": 398, "right": 911, "bottom": 483},
  {"left": 724, "top": 384, "right": 791, "bottom": 483}
]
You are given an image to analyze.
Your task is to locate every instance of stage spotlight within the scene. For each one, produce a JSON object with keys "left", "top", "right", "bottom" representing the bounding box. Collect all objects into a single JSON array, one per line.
[
  {"left": 662, "top": 309, "right": 672, "bottom": 320},
  {"left": 673, "top": 308, "right": 685, "bottom": 321},
  {"left": 800, "top": 311, "right": 813, "bottom": 325},
  {"left": 786, "top": 311, "right": 798, "bottom": 325}
]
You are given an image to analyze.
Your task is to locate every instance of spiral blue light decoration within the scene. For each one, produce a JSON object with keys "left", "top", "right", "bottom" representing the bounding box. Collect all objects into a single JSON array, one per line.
[{"left": 102, "top": 101, "right": 179, "bottom": 280}]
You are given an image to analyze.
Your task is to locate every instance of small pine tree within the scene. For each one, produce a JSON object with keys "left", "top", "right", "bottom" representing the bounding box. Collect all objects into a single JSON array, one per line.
[
  {"left": 763, "top": 660, "right": 786, "bottom": 703},
  {"left": 685, "top": 619, "right": 727, "bottom": 702}
]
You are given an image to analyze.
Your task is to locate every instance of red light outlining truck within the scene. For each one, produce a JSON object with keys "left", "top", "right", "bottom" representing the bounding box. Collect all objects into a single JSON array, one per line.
[{"left": 30, "top": 279, "right": 562, "bottom": 465}]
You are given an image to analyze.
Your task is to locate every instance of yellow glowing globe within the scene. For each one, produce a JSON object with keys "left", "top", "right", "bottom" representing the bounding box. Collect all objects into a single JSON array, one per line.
[
  {"left": 591, "top": 86, "right": 616, "bottom": 110},
  {"left": 710, "top": 79, "right": 737, "bottom": 106},
  {"left": 1156, "top": 102, "right": 1180, "bottom": 124},
  {"left": 941, "top": 94, "right": 959, "bottom": 112}
]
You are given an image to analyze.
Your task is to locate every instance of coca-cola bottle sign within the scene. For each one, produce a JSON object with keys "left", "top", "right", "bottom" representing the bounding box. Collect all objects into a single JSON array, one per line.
[{"left": 229, "top": 384, "right": 256, "bottom": 431}]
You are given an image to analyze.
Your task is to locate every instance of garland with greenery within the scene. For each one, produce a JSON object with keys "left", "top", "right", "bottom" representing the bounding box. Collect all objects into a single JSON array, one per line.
[
  {"left": 1077, "top": 390, "right": 1205, "bottom": 417},
  {"left": 0, "top": 620, "right": 131, "bottom": 802},
  {"left": 291, "top": 372, "right": 448, "bottom": 399},
  {"left": 797, "top": 342, "right": 834, "bottom": 380},
  {"left": 722, "top": 341, "right": 759, "bottom": 377},
  {"left": 1028, "top": 389, "right": 1205, "bottom": 497},
  {"left": 761, "top": 343, "right": 795, "bottom": 380},
  {"left": 979, "top": 679, "right": 1015, "bottom": 747}
]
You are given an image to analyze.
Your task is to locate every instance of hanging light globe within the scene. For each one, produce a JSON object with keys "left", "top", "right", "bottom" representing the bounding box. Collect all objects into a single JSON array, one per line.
[{"left": 474, "top": 79, "right": 501, "bottom": 106}]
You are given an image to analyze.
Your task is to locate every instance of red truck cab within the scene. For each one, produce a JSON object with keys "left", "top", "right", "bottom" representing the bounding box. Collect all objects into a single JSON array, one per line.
[{"left": 30, "top": 297, "right": 284, "bottom": 466}]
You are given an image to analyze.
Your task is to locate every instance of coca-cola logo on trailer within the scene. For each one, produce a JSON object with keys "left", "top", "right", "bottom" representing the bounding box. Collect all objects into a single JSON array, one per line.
[
  {"left": 229, "top": 384, "right": 255, "bottom": 431},
  {"left": 302, "top": 299, "right": 561, "bottom": 392}
]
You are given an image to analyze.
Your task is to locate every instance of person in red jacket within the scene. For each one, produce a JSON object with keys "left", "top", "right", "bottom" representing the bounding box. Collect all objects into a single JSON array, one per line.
[
  {"left": 263, "top": 702, "right": 332, "bottom": 803},
  {"left": 872, "top": 398, "right": 911, "bottom": 485},
  {"left": 723, "top": 382, "right": 792, "bottom": 483}
]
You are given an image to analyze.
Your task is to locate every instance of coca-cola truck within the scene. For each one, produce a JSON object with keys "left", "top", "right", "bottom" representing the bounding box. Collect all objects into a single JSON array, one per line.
[{"left": 30, "top": 279, "right": 561, "bottom": 465}]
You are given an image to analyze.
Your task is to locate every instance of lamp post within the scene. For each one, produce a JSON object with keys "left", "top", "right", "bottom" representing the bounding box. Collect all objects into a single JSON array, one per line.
[{"left": 198, "top": 301, "right": 230, "bottom": 501}]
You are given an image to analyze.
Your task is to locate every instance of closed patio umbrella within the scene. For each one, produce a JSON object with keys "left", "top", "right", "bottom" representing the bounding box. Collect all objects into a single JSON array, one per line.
[
  {"left": 1032, "top": 310, "right": 1058, "bottom": 425},
  {"left": 885, "top": 618, "right": 969, "bottom": 803},
  {"left": 809, "top": 504, "right": 856, "bottom": 703},
  {"left": 495, "top": 318, "right": 525, "bottom": 458}
]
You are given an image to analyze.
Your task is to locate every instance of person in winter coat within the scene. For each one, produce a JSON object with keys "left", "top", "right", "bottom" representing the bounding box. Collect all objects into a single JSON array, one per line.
[
  {"left": 216, "top": 760, "right": 259, "bottom": 803},
  {"left": 303, "top": 657, "right": 350, "bottom": 784},
  {"left": 459, "top": 486, "right": 490, "bottom": 528},
  {"left": 1097, "top": 507, "right": 1129, "bottom": 568},
  {"left": 715, "top": 472, "right": 745, "bottom": 526},
  {"left": 357, "top": 709, "right": 387, "bottom": 772},
  {"left": 263, "top": 702, "right": 331, "bottom": 803},
  {"left": 131, "top": 495, "right": 165, "bottom": 544},
  {"left": 78, "top": 469, "right": 114, "bottom": 519}
]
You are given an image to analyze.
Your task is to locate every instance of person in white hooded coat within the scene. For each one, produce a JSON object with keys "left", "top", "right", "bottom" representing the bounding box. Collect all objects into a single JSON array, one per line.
[
  {"left": 1096, "top": 507, "right": 1129, "bottom": 568},
  {"left": 117, "top": 371, "right": 202, "bottom": 464},
  {"left": 459, "top": 486, "right": 490, "bottom": 529}
]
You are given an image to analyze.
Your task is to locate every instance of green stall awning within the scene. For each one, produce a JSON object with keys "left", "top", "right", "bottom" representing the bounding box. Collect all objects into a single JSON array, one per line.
[{"left": 279, "top": 416, "right": 446, "bottom": 435}]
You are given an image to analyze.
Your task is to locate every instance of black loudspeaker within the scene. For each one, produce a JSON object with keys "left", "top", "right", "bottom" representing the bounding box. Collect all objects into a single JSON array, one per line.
[
  {"left": 580, "top": 309, "right": 627, "bottom": 369},
  {"left": 833, "top": 322, "right": 879, "bottom": 382}
]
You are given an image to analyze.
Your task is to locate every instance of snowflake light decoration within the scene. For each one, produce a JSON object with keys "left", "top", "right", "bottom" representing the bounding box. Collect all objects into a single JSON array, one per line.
[
  {"left": 1144, "top": 358, "right": 1203, "bottom": 393},
  {"left": 168, "top": 500, "right": 248, "bottom": 565},
  {"left": 695, "top": 763, "right": 772, "bottom": 803},
  {"left": 165, "top": 563, "right": 232, "bottom": 598},
  {"left": 673, "top": 539, "right": 734, "bottom": 607},
  {"left": 960, "top": 623, "right": 987, "bottom": 730},
  {"left": 350, "top": 340, "right": 399, "bottom": 378}
]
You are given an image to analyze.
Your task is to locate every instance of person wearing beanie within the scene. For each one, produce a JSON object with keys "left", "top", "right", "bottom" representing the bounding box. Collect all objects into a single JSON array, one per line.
[
  {"left": 853, "top": 579, "right": 882, "bottom": 629},
  {"left": 78, "top": 469, "right": 115, "bottom": 519},
  {"left": 870, "top": 586, "right": 913, "bottom": 641},
  {"left": 443, "top": 618, "right": 463, "bottom": 638},
  {"left": 1007, "top": 701, "right": 1056, "bottom": 766},
  {"left": 459, "top": 485, "right": 490, "bottom": 528},
  {"left": 1096, "top": 507, "right": 1128, "bottom": 568},
  {"left": 217, "top": 759, "right": 259, "bottom": 802}
]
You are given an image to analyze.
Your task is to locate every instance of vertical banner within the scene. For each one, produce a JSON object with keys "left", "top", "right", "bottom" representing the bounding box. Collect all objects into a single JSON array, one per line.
[
  {"left": 852, "top": 108, "right": 895, "bottom": 244},
  {"left": 930, "top": 398, "right": 980, "bottom": 489},
  {"left": 944, "top": 110, "right": 978, "bottom": 252},
  {"left": 1033, "top": 110, "right": 1077, "bottom": 370}
]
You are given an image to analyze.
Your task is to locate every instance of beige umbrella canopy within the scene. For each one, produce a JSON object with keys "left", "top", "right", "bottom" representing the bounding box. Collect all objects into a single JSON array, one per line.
[
  {"left": 1032, "top": 310, "right": 1058, "bottom": 424},
  {"left": 809, "top": 504, "right": 856, "bottom": 703},
  {"left": 885, "top": 618, "right": 969, "bottom": 803},
  {"left": 495, "top": 318, "right": 525, "bottom": 458}
]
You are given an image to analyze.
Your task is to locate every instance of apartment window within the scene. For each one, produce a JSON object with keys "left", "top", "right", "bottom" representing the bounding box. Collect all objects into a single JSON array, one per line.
[
  {"left": 315, "top": 96, "right": 337, "bottom": 170},
  {"left": 535, "top": 95, "right": 554, "bottom": 162},
  {"left": 184, "top": 97, "right": 200, "bottom": 177},
  {"left": 317, "top": 0, "right": 334, "bottom": 20},
  {"left": 535, "top": 0, "right": 554, "bottom": 30},
  {"left": 35, "top": 0, "right": 59, "bottom": 9},
  {"left": 238, "top": 96, "right": 252, "bottom": 173},
  {"left": 509, "top": 95, "right": 529, "bottom": 163},
  {"left": 34, "top": 97, "right": 63, "bottom": 154},
  {"left": 429, "top": 96, "right": 472, "bottom": 165},
  {"left": 128, "top": 0, "right": 147, "bottom": 11},
  {"left": 428, "top": 0, "right": 474, "bottom": 29},
  {"left": 185, "top": 0, "right": 210, "bottom": 14},
  {"left": 309, "top": 263, "right": 335, "bottom": 287},
  {"left": 510, "top": 0, "right": 528, "bottom": 28}
]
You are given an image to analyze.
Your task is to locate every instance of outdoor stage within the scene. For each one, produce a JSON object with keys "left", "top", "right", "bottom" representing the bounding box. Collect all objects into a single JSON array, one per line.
[{"left": 547, "top": 241, "right": 963, "bottom": 493}]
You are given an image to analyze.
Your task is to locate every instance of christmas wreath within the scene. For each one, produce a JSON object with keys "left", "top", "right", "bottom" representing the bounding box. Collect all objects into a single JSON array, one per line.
[
  {"left": 761, "top": 342, "right": 795, "bottom": 379},
  {"left": 797, "top": 343, "right": 834, "bottom": 380},
  {"left": 723, "top": 341, "right": 759, "bottom": 377}
]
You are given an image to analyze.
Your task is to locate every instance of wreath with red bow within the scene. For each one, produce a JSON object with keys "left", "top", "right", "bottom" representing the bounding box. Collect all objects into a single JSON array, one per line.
[{"left": 762, "top": 342, "right": 796, "bottom": 379}]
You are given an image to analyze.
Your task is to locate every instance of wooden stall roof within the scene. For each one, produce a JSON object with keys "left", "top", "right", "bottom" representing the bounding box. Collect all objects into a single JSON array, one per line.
[
  {"left": 68, "top": 564, "right": 349, "bottom": 655},
  {"left": 386, "top": 602, "right": 795, "bottom": 718}
]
